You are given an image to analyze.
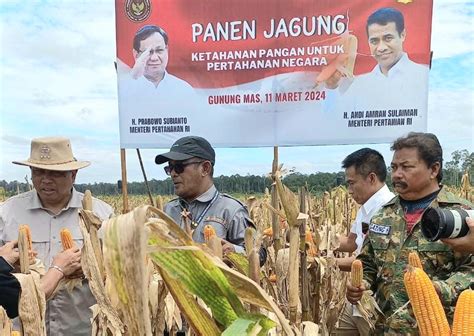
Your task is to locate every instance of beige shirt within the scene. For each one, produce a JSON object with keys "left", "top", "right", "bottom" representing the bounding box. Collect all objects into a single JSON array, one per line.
[{"left": 0, "top": 188, "right": 113, "bottom": 336}]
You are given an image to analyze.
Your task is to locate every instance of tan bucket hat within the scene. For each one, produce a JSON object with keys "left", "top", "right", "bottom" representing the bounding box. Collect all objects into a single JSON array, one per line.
[{"left": 12, "top": 137, "right": 90, "bottom": 171}]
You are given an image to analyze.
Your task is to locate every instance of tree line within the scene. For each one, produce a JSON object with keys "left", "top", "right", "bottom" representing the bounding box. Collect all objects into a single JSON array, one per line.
[{"left": 1, "top": 150, "right": 472, "bottom": 197}]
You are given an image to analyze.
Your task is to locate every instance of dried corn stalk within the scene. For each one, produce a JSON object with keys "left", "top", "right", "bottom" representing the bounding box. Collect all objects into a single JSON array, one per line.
[
  {"left": 78, "top": 209, "right": 124, "bottom": 335},
  {"left": 82, "top": 190, "right": 106, "bottom": 281}
]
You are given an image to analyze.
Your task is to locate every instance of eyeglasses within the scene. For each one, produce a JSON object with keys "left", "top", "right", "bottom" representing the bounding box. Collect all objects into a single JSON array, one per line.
[
  {"left": 164, "top": 161, "right": 204, "bottom": 175},
  {"left": 31, "top": 168, "right": 70, "bottom": 178}
]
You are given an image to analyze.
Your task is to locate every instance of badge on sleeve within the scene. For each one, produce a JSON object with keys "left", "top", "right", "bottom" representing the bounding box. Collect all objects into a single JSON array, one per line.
[{"left": 369, "top": 223, "right": 391, "bottom": 235}]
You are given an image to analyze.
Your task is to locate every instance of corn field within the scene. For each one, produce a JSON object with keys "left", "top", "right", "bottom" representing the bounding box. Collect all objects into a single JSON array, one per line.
[{"left": 1, "top": 171, "right": 473, "bottom": 335}]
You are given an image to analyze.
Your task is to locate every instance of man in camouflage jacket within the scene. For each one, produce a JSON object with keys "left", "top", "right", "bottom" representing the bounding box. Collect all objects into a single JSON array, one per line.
[{"left": 346, "top": 132, "right": 474, "bottom": 335}]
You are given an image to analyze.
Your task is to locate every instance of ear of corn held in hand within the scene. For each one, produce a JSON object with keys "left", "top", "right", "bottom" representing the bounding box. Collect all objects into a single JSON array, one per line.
[
  {"left": 351, "top": 260, "right": 363, "bottom": 287},
  {"left": 60, "top": 228, "right": 75, "bottom": 250},
  {"left": 203, "top": 224, "right": 216, "bottom": 243},
  {"left": 403, "top": 266, "right": 450, "bottom": 336},
  {"left": 18, "top": 224, "right": 32, "bottom": 274},
  {"left": 19, "top": 224, "right": 32, "bottom": 250}
]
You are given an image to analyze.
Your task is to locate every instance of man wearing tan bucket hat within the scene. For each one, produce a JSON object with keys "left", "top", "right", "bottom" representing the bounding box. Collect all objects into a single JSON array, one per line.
[{"left": 0, "top": 137, "right": 113, "bottom": 336}]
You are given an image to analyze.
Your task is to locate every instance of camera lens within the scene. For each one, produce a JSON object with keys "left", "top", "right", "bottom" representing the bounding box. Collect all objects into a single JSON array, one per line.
[{"left": 421, "top": 207, "right": 473, "bottom": 242}]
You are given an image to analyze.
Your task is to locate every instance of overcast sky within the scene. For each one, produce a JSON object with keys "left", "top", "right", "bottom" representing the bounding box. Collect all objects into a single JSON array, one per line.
[{"left": 0, "top": 1, "right": 473, "bottom": 184}]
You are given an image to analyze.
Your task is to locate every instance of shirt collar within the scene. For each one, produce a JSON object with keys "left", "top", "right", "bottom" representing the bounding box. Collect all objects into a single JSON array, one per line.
[
  {"left": 386, "top": 185, "right": 467, "bottom": 207},
  {"left": 27, "top": 187, "right": 82, "bottom": 211},
  {"left": 138, "top": 71, "right": 169, "bottom": 89},
  {"left": 372, "top": 52, "right": 410, "bottom": 78},
  {"left": 195, "top": 184, "right": 217, "bottom": 203},
  {"left": 361, "top": 184, "right": 393, "bottom": 214},
  {"left": 178, "top": 184, "right": 217, "bottom": 208}
]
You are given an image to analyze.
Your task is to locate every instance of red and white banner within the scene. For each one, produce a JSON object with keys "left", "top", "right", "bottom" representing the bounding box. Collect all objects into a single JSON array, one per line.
[{"left": 115, "top": 0, "right": 433, "bottom": 148}]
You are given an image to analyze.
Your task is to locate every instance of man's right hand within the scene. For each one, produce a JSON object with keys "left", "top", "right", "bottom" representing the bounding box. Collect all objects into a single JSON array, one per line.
[
  {"left": 131, "top": 46, "right": 153, "bottom": 79},
  {"left": 51, "top": 247, "right": 82, "bottom": 277},
  {"left": 0, "top": 240, "right": 19, "bottom": 266},
  {"left": 346, "top": 279, "right": 365, "bottom": 304}
]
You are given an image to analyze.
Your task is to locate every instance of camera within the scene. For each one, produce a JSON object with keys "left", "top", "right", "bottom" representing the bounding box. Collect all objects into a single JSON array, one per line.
[{"left": 421, "top": 207, "right": 474, "bottom": 242}]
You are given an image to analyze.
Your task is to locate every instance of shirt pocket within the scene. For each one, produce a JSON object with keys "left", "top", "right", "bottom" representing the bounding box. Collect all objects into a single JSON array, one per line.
[
  {"left": 417, "top": 241, "right": 451, "bottom": 271},
  {"left": 370, "top": 234, "right": 391, "bottom": 264},
  {"left": 67, "top": 225, "right": 84, "bottom": 248}
]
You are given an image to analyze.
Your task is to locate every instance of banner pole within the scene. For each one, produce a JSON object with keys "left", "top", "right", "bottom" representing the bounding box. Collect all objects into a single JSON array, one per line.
[
  {"left": 136, "top": 148, "right": 155, "bottom": 207},
  {"left": 271, "top": 146, "right": 282, "bottom": 253},
  {"left": 120, "top": 148, "right": 129, "bottom": 213}
]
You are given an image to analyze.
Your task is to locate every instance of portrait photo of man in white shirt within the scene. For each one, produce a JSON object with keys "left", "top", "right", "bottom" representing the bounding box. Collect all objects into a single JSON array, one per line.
[{"left": 341, "top": 7, "right": 429, "bottom": 112}]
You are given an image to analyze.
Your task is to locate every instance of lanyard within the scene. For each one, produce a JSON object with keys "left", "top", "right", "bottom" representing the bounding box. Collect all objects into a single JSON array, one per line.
[
  {"left": 194, "top": 190, "right": 219, "bottom": 228},
  {"left": 181, "top": 190, "right": 219, "bottom": 229}
]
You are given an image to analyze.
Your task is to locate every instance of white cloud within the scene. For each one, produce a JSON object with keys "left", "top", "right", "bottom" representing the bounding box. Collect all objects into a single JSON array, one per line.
[{"left": 431, "top": 0, "right": 474, "bottom": 59}]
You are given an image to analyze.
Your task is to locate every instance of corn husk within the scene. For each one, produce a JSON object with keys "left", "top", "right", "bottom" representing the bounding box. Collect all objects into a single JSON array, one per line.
[
  {"left": 102, "top": 207, "right": 151, "bottom": 336},
  {"left": 78, "top": 210, "right": 124, "bottom": 335},
  {"left": 0, "top": 306, "right": 12, "bottom": 336},
  {"left": 12, "top": 272, "right": 46, "bottom": 336}
]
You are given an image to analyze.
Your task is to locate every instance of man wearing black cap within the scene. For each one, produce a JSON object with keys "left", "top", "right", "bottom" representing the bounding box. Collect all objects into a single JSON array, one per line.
[{"left": 156, "top": 136, "right": 263, "bottom": 257}]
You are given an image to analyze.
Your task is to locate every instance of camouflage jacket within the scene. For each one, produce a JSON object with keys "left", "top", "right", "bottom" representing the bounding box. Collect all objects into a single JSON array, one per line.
[{"left": 357, "top": 187, "right": 474, "bottom": 335}]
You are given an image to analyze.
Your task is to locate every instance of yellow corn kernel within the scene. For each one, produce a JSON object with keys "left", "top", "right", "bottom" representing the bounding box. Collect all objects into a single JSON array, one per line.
[
  {"left": 351, "top": 260, "right": 363, "bottom": 287},
  {"left": 408, "top": 251, "right": 423, "bottom": 269},
  {"left": 268, "top": 274, "right": 277, "bottom": 283},
  {"left": 403, "top": 266, "right": 450, "bottom": 336},
  {"left": 452, "top": 289, "right": 474, "bottom": 336},
  {"left": 60, "top": 228, "right": 75, "bottom": 250},
  {"left": 203, "top": 225, "right": 216, "bottom": 244}
]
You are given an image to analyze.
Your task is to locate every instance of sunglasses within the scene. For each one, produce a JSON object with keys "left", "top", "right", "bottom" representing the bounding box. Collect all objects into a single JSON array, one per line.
[
  {"left": 164, "top": 161, "right": 204, "bottom": 175},
  {"left": 31, "top": 168, "right": 70, "bottom": 178}
]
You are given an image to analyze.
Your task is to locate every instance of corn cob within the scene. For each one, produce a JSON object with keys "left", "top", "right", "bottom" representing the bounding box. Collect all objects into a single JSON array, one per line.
[
  {"left": 452, "top": 289, "right": 474, "bottom": 336},
  {"left": 155, "top": 195, "right": 164, "bottom": 211},
  {"left": 263, "top": 227, "right": 273, "bottom": 237},
  {"left": 268, "top": 274, "right": 277, "bottom": 283},
  {"left": 19, "top": 224, "right": 32, "bottom": 250},
  {"left": 305, "top": 230, "right": 317, "bottom": 257},
  {"left": 351, "top": 260, "right": 363, "bottom": 287},
  {"left": 11, "top": 331, "right": 21, "bottom": 336},
  {"left": 203, "top": 225, "right": 216, "bottom": 244},
  {"left": 60, "top": 228, "right": 75, "bottom": 250},
  {"left": 408, "top": 251, "right": 423, "bottom": 269},
  {"left": 403, "top": 266, "right": 450, "bottom": 336}
]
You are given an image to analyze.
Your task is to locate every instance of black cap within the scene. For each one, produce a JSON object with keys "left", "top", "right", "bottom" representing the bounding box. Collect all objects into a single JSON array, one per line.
[{"left": 155, "top": 136, "right": 215, "bottom": 165}]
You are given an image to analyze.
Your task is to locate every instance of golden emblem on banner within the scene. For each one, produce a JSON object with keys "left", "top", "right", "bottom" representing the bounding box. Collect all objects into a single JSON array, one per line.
[
  {"left": 125, "top": 0, "right": 151, "bottom": 22},
  {"left": 397, "top": 0, "right": 413, "bottom": 4}
]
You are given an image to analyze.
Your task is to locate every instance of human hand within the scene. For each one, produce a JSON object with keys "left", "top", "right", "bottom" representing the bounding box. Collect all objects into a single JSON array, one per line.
[
  {"left": 0, "top": 240, "right": 19, "bottom": 265},
  {"left": 131, "top": 46, "right": 152, "bottom": 79},
  {"left": 51, "top": 247, "right": 82, "bottom": 277},
  {"left": 220, "top": 239, "right": 236, "bottom": 254},
  {"left": 346, "top": 279, "right": 365, "bottom": 304},
  {"left": 441, "top": 217, "right": 474, "bottom": 253}
]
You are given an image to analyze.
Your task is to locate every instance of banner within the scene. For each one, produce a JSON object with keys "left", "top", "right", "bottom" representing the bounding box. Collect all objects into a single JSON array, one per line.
[{"left": 115, "top": 0, "right": 433, "bottom": 148}]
